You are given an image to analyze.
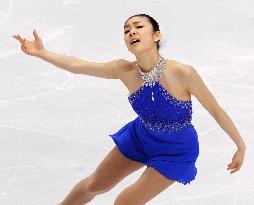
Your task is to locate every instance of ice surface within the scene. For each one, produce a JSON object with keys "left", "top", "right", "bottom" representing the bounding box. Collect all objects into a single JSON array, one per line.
[{"left": 0, "top": 0, "right": 253, "bottom": 204}]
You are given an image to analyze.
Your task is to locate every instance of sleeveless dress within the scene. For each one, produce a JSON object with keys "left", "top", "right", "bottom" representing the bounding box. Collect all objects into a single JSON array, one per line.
[{"left": 109, "top": 63, "right": 199, "bottom": 186}]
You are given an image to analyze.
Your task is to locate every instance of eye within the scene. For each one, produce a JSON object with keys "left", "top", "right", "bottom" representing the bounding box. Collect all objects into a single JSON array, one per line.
[{"left": 124, "top": 26, "right": 143, "bottom": 34}]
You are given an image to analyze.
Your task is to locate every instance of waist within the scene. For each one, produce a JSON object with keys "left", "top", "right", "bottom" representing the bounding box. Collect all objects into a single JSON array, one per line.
[{"left": 139, "top": 116, "right": 192, "bottom": 133}]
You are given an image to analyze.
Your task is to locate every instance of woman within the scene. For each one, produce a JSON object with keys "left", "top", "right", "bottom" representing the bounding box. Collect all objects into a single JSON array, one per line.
[{"left": 13, "top": 14, "right": 246, "bottom": 205}]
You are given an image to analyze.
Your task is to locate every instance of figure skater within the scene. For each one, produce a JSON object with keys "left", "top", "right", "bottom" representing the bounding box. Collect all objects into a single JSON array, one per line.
[{"left": 13, "top": 13, "right": 246, "bottom": 205}]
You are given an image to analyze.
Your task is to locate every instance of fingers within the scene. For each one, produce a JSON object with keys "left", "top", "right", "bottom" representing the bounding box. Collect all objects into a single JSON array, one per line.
[
  {"left": 227, "top": 162, "right": 237, "bottom": 169},
  {"left": 13, "top": 34, "right": 24, "bottom": 43},
  {"left": 13, "top": 34, "right": 27, "bottom": 54},
  {"left": 13, "top": 34, "right": 27, "bottom": 47},
  {"left": 227, "top": 162, "right": 235, "bottom": 167},
  {"left": 33, "top": 29, "right": 40, "bottom": 40},
  {"left": 16, "top": 37, "right": 28, "bottom": 54},
  {"left": 227, "top": 162, "right": 241, "bottom": 174},
  {"left": 13, "top": 29, "right": 40, "bottom": 43},
  {"left": 21, "top": 41, "right": 28, "bottom": 54},
  {"left": 230, "top": 165, "right": 240, "bottom": 174},
  {"left": 21, "top": 44, "right": 26, "bottom": 53}
]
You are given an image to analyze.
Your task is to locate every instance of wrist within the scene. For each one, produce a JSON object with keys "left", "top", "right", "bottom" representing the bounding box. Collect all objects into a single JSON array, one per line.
[
  {"left": 237, "top": 139, "right": 246, "bottom": 151},
  {"left": 36, "top": 48, "right": 47, "bottom": 58},
  {"left": 237, "top": 147, "right": 246, "bottom": 155}
]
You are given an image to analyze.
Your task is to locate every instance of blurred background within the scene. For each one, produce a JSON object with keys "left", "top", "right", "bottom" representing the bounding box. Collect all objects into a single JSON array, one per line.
[{"left": 0, "top": 0, "right": 253, "bottom": 204}]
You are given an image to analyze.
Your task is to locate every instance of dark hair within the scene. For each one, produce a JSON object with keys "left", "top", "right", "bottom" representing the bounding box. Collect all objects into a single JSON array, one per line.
[{"left": 124, "top": 14, "right": 161, "bottom": 50}]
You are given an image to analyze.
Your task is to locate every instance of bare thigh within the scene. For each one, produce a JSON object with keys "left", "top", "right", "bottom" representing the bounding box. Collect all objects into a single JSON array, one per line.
[
  {"left": 86, "top": 145, "right": 145, "bottom": 195},
  {"left": 114, "top": 167, "right": 176, "bottom": 205}
]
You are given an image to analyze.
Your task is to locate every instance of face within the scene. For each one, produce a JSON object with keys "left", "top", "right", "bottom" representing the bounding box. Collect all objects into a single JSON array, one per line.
[{"left": 124, "top": 16, "right": 160, "bottom": 55}]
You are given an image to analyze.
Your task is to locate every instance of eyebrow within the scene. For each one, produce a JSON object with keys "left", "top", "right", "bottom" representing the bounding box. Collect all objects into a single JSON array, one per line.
[{"left": 124, "top": 21, "right": 142, "bottom": 29}]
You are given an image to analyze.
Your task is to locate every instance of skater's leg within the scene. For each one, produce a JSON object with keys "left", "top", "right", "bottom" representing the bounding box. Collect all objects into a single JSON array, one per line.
[
  {"left": 57, "top": 176, "right": 95, "bottom": 205},
  {"left": 57, "top": 145, "right": 145, "bottom": 205}
]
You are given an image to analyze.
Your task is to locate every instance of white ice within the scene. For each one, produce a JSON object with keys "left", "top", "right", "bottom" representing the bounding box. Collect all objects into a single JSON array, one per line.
[{"left": 0, "top": 0, "right": 253, "bottom": 204}]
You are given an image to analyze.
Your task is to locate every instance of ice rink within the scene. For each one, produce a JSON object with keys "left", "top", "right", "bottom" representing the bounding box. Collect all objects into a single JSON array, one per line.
[{"left": 0, "top": 0, "right": 253, "bottom": 204}]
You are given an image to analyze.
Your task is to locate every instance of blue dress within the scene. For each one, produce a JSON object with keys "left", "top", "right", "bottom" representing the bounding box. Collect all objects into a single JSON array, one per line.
[{"left": 109, "top": 73, "right": 199, "bottom": 185}]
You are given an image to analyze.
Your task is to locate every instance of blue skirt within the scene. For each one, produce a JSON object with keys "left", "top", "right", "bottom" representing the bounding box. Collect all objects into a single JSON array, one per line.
[{"left": 109, "top": 116, "right": 199, "bottom": 185}]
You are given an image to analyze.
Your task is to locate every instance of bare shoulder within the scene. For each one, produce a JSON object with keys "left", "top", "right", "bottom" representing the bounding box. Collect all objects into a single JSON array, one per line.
[
  {"left": 166, "top": 59, "right": 193, "bottom": 76},
  {"left": 171, "top": 61, "right": 203, "bottom": 93},
  {"left": 114, "top": 59, "right": 133, "bottom": 74},
  {"left": 165, "top": 59, "right": 194, "bottom": 89},
  {"left": 100, "top": 58, "right": 132, "bottom": 80},
  {"left": 170, "top": 60, "right": 222, "bottom": 117},
  {"left": 115, "top": 59, "right": 137, "bottom": 82}
]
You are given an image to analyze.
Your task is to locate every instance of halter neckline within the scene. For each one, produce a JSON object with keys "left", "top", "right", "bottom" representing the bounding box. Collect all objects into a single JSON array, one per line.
[{"left": 136, "top": 55, "right": 165, "bottom": 85}]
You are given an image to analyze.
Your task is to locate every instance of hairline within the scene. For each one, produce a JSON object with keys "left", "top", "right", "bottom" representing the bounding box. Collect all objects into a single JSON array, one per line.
[
  {"left": 124, "top": 21, "right": 143, "bottom": 29},
  {"left": 124, "top": 16, "right": 148, "bottom": 29}
]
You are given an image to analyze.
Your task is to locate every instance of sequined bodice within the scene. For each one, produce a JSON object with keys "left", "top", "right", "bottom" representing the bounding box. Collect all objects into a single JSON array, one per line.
[{"left": 128, "top": 57, "right": 192, "bottom": 132}]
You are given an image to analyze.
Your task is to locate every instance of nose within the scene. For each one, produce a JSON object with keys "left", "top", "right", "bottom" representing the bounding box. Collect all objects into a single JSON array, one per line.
[
  {"left": 129, "top": 28, "right": 136, "bottom": 36},
  {"left": 130, "top": 31, "right": 135, "bottom": 36}
]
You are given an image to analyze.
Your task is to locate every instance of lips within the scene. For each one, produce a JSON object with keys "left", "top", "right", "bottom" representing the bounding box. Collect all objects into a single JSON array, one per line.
[{"left": 130, "top": 38, "right": 140, "bottom": 45}]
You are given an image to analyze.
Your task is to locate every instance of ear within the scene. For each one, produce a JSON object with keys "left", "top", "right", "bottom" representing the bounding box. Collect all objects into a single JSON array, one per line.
[{"left": 153, "top": 31, "right": 161, "bottom": 42}]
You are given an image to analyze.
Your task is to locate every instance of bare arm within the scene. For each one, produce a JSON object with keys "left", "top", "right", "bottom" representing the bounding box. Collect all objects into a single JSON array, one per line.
[
  {"left": 185, "top": 66, "right": 246, "bottom": 174},
  {"left": 37, "top": 49, "right": 125, "bottom": 79},
  {"left": 185, "top": 66, "right": 246, "bottom": 153},
  {"left": 13, "top": 29, "right": 126, "bottom": 79},
  {"left": 37, "top": 49, "right": 90, "bottom": 74}
]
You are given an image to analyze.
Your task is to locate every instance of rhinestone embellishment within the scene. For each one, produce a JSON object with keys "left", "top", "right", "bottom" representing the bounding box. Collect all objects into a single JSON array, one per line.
[
  {"left": 140, "top": 116, "right": 192, "bottom": 132},
  {"left": 128, "top": 55, "right": 193, "bottom": 132},
  {"left": 136, "top": 55, "right": 165, "bottom": 101},
  {"left": 137, "top": 55, "right": 165, "bottom": 84}
]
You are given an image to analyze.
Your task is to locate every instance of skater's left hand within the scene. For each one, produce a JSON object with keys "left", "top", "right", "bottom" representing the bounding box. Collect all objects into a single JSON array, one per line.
[{"left": 227, "top": 149, "right": 245, "bottom": 174}]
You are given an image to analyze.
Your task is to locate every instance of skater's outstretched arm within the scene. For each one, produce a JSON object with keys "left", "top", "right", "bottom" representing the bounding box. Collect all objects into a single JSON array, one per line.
[
  {"left": 13, "top": 29, "right": 126, "bottom": 79},
  {"left": 185, "top": 66, "right": 246, "bottom": 174}
]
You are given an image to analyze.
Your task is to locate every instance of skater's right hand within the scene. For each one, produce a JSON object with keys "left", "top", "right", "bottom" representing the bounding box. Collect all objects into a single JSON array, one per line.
[{"left": 13, "top": 29, "right": 45, "bottom": 57}]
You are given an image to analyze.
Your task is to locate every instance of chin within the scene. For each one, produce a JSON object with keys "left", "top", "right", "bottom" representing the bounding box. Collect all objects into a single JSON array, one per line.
[{"left": 133, "top": 48, "right": 152, "bottom": 56}]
